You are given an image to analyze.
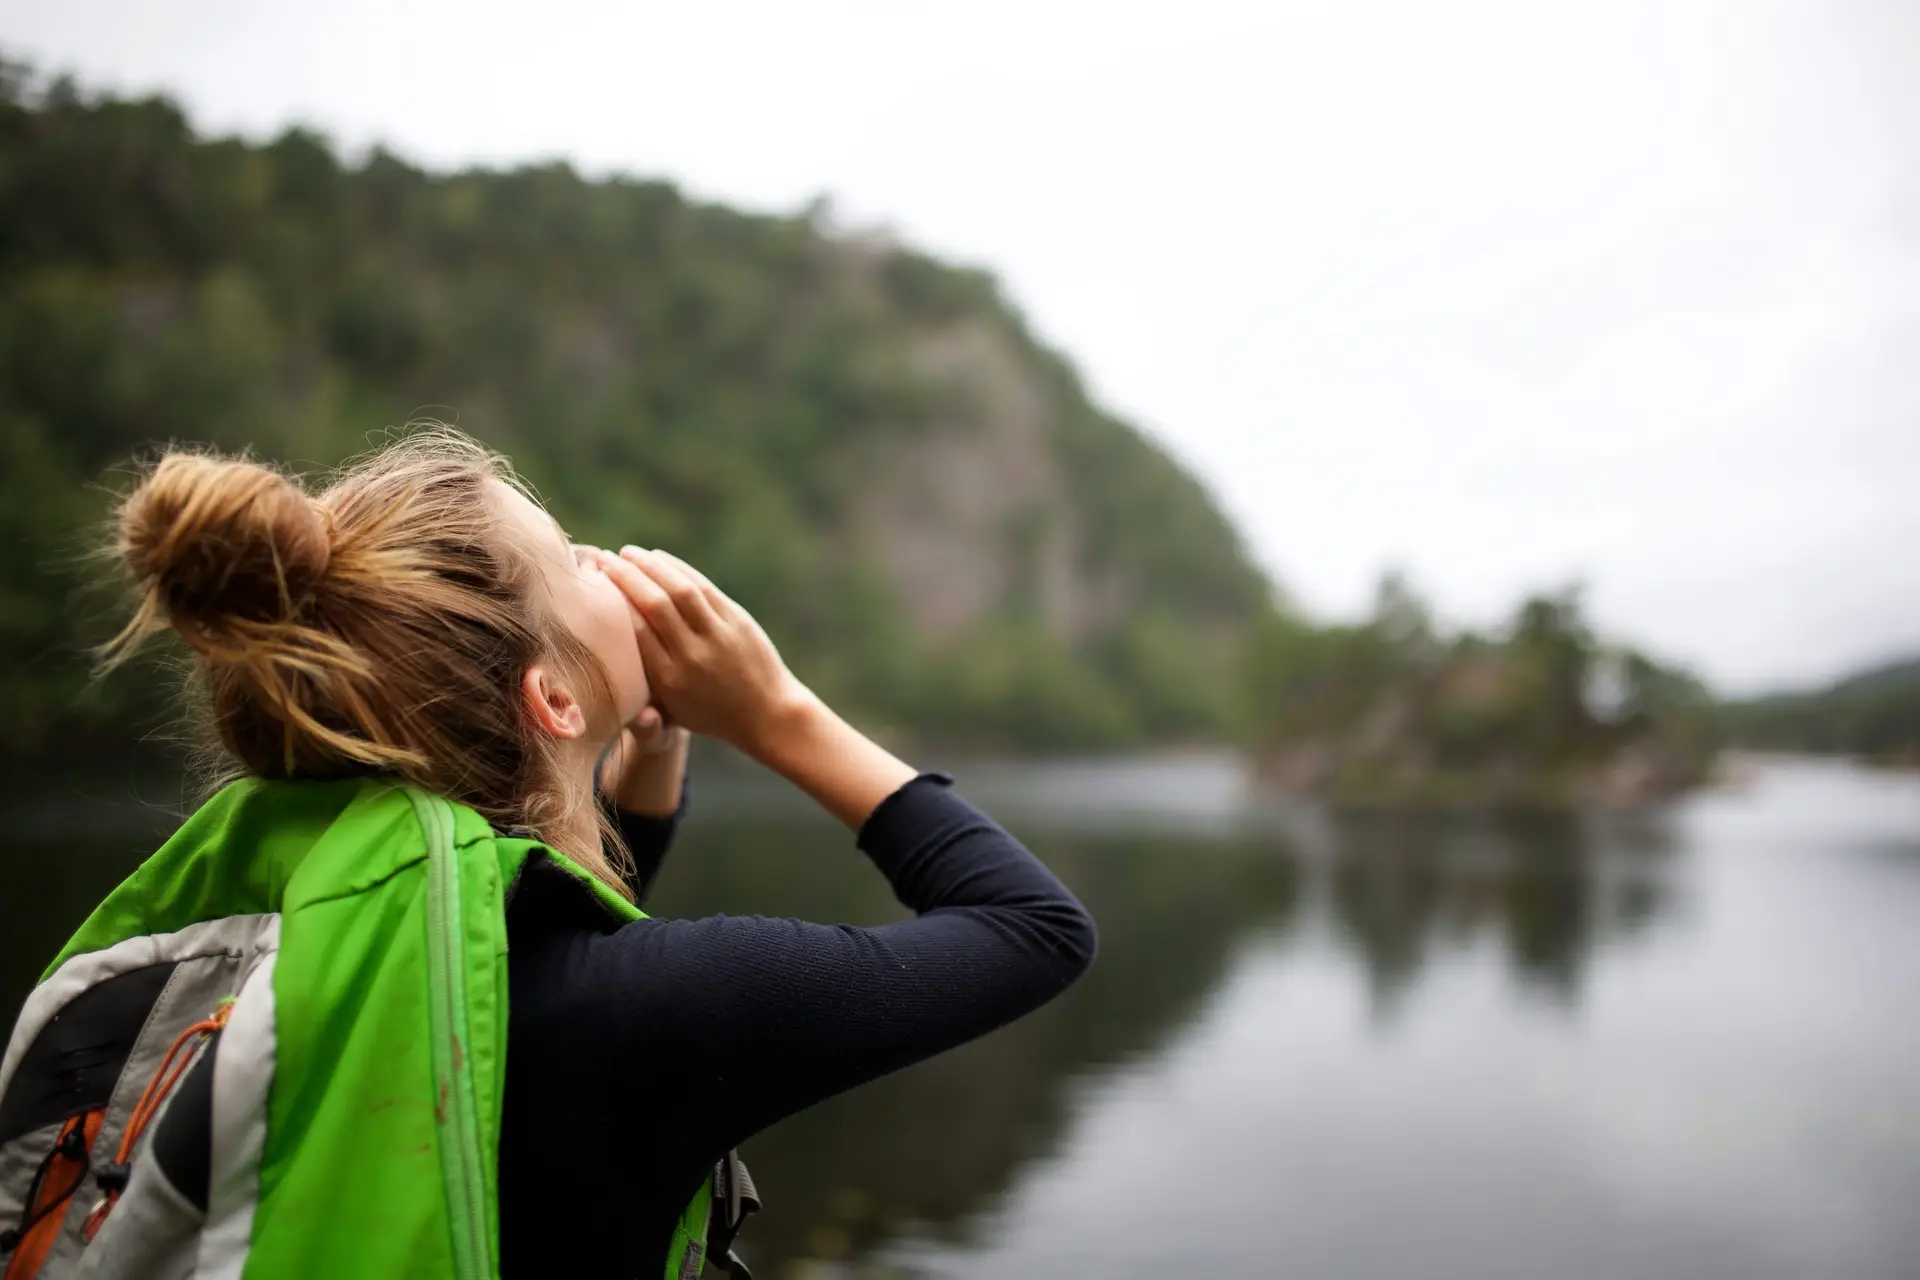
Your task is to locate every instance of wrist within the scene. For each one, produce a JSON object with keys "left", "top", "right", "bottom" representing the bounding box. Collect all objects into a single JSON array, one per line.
[
  {"left": 739, "top": 682, "right": 831, "bottom": 768},
  {"left": 741, "top": 686, "right": 917, "bottom": 829}
]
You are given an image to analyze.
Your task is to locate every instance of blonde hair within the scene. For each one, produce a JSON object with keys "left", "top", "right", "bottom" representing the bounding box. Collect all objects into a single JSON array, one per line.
[{"left": 102, "top": 427, "right": 633, "bottom": 898}]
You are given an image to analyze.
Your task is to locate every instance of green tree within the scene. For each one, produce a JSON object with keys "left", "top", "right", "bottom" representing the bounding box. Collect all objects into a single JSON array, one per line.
[{"left": 0, "top": 67, "right": 1270, "bottom": 764}]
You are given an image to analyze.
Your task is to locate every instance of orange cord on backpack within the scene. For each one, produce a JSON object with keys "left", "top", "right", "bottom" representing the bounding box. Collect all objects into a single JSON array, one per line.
[{"left": 80, "top": 1000, "right": 234, "bottom": 1242}]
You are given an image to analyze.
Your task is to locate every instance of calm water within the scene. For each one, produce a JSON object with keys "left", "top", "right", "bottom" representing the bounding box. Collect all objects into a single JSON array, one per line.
[{"left": 6, "top": 756, "right": 1919, "bottom": 1279}]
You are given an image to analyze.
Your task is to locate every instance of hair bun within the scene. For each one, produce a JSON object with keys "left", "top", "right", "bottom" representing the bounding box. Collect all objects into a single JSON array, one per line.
[{"left": 118, "top": 453, "right": 332, "bottom": 652}]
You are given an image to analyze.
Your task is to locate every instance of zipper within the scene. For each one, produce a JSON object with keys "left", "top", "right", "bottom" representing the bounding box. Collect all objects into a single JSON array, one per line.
[{"left": 409, "top": 787, "right": 490, "bottom": 1280}]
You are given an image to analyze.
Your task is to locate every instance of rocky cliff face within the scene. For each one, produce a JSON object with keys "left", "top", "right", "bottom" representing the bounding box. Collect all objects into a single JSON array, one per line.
[{"left": 853, "top": 319, "right": 1139, "bottom": 647}]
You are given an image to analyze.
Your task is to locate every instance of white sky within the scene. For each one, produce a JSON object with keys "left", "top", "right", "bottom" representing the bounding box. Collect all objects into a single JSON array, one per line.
[{"left": 7, "top": 0, "right": 1918, "bottom": 692}]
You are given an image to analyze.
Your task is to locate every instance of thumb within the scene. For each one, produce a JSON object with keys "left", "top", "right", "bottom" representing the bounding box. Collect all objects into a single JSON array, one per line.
[{"left": 634, "top": 617, "right": 672, "bottom": 686}]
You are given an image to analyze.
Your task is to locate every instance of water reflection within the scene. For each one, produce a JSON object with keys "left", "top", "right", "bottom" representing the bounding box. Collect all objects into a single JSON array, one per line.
[
  {"left": 8, "top": 759, "right": 1916, "bottom": 1280},
  {"left": 645, "top": 772, "right": 1692, "bottom": 1274},
  {"left": 1327, "top": 809, "right": 1679, "bottom": 1018},
  {"left": 0, "top": 793, "right": 182, "bottom": 1032},
  {"left": 645, "top": 817, "right": 1304, "bottom": 1266},
  {"left": 881, "top": 761, "right": 1920, "bottom": 1280}
]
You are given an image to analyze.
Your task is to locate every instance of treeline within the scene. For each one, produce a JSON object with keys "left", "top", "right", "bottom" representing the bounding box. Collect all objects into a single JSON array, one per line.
[
  {"left": 0, "top": 65, "right": 1727, "bottom": 795},
  {"left": 0, "top": 64, "right": 1268, "bottom": 763},
  {"left": 1719, "top": 658, "right": 1920, "bottom": 766}
]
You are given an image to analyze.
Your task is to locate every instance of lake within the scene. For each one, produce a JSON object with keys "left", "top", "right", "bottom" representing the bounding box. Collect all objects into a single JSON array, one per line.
[{"left": 6, "top": 754, "right": 1919, "bottom": 1278}]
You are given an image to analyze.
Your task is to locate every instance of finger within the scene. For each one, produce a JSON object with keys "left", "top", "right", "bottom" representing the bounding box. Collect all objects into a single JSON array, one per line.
[
  {"left": 592, "top": 544, "right": 652, "bottom": 608},
  {"left": 647, "top": 549, "right": 723, "bottom": 602},
  {"left": 596, "top": 548, "right": 691, "bottom": 645},
  {"left": 631, "top": 608, "right": 674, "bottom": 685},
  {"left": 632, "top": 705, "right": 662, "bottom": 736},
  {"left": 620, "top": 546, "right": 719, "bottom": 633},
  {"left": 646, "top": 549, "right": 745, "bottom": 622}
]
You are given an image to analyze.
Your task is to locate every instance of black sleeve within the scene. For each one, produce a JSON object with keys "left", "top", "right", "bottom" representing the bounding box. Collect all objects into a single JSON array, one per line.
[
  {"left": 585, "top": 772, "right": 1096, "bottom": 1149},
  {"left": 599, "top": 773, "right": 688, "bottom": 907}
]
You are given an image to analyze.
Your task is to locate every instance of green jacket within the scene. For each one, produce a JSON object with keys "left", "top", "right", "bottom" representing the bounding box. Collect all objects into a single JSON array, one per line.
[{"left": 0, "top": 777, "right": 722, "bottom": 1279}]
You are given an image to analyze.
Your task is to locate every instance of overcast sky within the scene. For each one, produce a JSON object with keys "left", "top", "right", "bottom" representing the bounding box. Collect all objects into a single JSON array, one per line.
[{"left": 7, "top": 0, "right": 1917, "bottom": 691}]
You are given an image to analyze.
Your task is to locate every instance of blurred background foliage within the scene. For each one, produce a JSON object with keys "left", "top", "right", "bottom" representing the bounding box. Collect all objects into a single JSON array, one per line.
[
  {"left": 1244, "top": 577, "right": 1719, "bottom": 805},
  {"left": 1719, "top": 658, "right": 1920, "bottom": 767},
  {"left": 0, "top": 69, "right": 1268, "bottom": 764},
  {"left": 0, "top": 66, "right": 1907, "bottom": 786}
]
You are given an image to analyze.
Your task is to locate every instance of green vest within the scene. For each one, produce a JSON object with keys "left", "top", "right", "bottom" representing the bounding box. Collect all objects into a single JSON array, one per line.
[{"left": 0, "top": 777, "right": 722, "bottom": 1279}]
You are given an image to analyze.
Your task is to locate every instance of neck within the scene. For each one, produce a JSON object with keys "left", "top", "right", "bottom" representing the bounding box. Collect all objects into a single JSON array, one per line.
[{"left": 541, "top": 740, "right": 606, "bottom": 860}]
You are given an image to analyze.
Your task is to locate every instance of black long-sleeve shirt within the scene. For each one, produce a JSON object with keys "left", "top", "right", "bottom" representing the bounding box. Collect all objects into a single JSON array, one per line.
[{"left": 495, "top": 772, "right": 1097, "bottom": 1277}]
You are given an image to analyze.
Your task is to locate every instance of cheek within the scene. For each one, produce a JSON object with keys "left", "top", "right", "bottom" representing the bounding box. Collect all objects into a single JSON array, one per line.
[
  {"left": 545, "top": 569, "right": 649, "bottom": 724},
  {"left": 586, "top": 579, "right": 649, "bottom": 709}
]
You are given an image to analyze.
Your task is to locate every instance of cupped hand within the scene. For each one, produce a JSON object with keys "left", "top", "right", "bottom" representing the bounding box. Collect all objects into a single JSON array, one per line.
[
  {"left": 596, "top": 702, "right": 689, "bottom": 816},
  {"left": 594, "top": 546, "right": 814, "bottom": 751},
  {"left": 622, "top": 704, "right": 686, "bottom": 755}
]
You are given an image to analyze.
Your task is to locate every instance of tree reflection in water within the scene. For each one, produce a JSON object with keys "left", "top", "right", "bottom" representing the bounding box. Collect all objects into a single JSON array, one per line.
[
  {"left": 1327, "top": 808, "right": 1678, "bottom": 1019},
  {"left": 0, "top": 770, "right": 1684, "bottom": 1278},
  {"left": 649, "top": 798, "right": 1681, "bottom": 1273}
]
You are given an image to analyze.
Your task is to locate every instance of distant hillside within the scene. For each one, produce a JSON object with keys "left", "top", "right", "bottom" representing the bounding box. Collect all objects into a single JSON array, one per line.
[
  {"left": 1720, "top": 656, "right": 1920, "bottom": 765},
  {"left": 0, "top": 66, "right": 1271, "bottom": 762}
]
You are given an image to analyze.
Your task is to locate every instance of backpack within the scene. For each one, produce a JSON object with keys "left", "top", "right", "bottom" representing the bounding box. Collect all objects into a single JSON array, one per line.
[{"left": 0, "top": 777, "right": 754, "bottom": 1279}]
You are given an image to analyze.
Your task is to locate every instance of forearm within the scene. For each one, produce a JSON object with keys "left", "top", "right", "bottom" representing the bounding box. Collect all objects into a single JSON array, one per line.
[{"left": 743, "top": 691, "right": 917, "bottom": 830}]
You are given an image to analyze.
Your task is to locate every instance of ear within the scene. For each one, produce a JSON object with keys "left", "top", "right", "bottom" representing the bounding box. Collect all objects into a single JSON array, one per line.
[{"left": 521, "top": 663, "right": 589, "bottom": 741}]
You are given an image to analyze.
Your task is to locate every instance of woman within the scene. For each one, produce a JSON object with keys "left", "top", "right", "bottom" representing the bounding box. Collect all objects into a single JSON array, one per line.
[{"left": 0, "top": 430, "right": 1095, "bottom": 1279}]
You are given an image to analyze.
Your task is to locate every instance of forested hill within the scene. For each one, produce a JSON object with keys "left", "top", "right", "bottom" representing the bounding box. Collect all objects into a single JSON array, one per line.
[
  {"left": 1720, "top": 656, "right": 1920, "bottom": 765},
  {"left": 0, "top": 68, "right": 1272, "bottom": 762}
]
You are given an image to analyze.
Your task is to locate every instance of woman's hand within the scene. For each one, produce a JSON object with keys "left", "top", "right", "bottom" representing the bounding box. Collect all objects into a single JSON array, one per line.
[
  {"left": 597, "top": 705, "right": 689, "bottom": 817},
  {"left": 624, "top": 704, "right": 687, "bottom": 757},
  {"left": 596, "top": 545, "right": 917, "bottom": 829},
  {"left": 595, "top": 546, "right": 815, "bottom": 754}
]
